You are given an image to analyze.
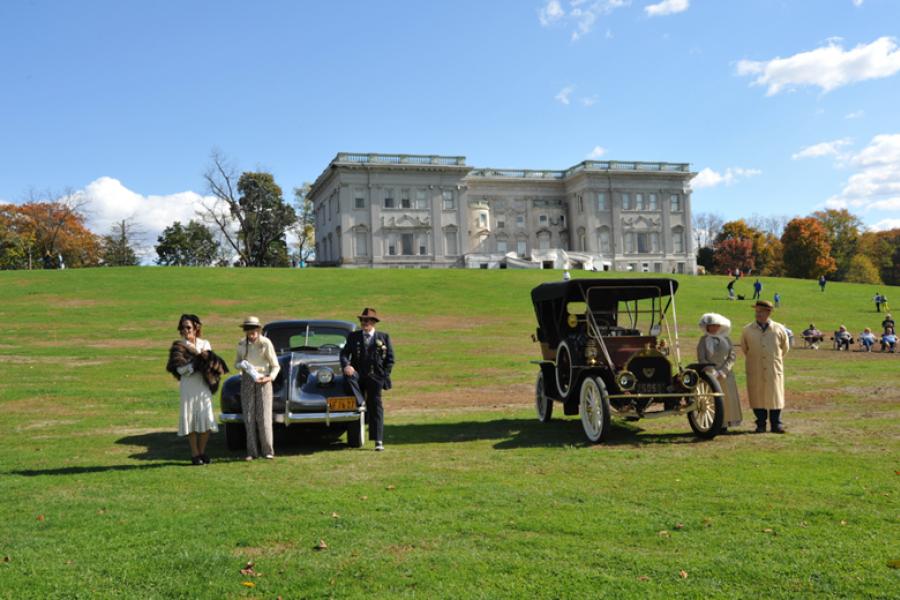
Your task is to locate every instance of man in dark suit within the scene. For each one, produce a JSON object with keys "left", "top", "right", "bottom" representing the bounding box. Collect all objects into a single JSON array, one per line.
[{"left": 340, "top": 307, "right": 395, "bottom": 451}]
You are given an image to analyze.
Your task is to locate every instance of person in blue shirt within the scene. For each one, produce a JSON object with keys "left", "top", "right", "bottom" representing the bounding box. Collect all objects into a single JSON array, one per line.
[{"left": 752, "top": 279, "right": 762, "bottom": 300}]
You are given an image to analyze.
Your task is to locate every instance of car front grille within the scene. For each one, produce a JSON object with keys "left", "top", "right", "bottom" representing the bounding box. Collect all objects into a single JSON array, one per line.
[{"left": 628, "top": 355, "right": 671, "bottom": 395}]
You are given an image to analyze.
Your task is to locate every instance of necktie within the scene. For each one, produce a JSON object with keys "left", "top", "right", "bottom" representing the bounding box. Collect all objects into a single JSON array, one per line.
[{"left": 364, "top": 333, "right": 372, "bottom": 346}]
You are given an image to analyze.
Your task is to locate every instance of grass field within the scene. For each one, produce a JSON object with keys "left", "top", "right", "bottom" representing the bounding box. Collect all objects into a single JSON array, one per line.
[{"left": 1, "top": 267, "right": 898, "bottom": 599}]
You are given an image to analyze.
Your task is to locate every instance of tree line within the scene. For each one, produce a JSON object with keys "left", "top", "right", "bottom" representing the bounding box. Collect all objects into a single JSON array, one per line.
[
  {"left": 693, "top": 209, "right": 900, "bottom": 286},
  {"left": 0, "top": 152, "right": 315, "bottom": 269}
]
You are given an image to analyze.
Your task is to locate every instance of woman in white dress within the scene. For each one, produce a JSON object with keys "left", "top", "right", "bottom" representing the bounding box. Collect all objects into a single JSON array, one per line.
[
  {"left": 697, "top": 313, "right": 742, "bottom": 432},
  {"left": 175, "top": 314, "right": 218, "bottom": 465}
]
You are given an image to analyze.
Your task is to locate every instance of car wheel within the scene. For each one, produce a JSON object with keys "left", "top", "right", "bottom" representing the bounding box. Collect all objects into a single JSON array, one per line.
[
  {"left": 555, "top": 341, "right": 574, "bottom": 399},
  {"left": 346, "top": 413, "right": 366, "bottom": 448},
  {"left": 687, "top": 371, "right": 724, "bottom": 439},
  {"left": 535, "top": 371, "right": 553, "bottom": 422},
  {"left": 579, "top": 377, "right": 611, "bottom": 443},
  {"left": 224, "top": 422, "right": 246, "bottom": 451}
]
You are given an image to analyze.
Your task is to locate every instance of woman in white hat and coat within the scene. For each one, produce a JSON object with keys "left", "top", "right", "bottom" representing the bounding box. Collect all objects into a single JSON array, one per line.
[
  {"left": 697, "top": 313, "right": 742, "bottom": 431},
  {"left": 234, "top": 316, "right": 280, "bottom": 460}
]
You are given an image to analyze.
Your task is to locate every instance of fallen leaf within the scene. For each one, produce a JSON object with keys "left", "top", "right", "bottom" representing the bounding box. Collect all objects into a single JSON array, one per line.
[
  {"left": 800, "top": 521, "right": 808, "bottom": 527},
  {"left": 762, "top": 528, "right": 775, "bottom": 534},
  {"left": 887, "top": 559, "right": 900, "bottom": 569},
  {"left": 658, "top": 530, "right": 670, "bottom": 537},
  {"left": 637, "top": 575, "right": 650, "bottom": 582},
  {"left": 36, "top": 515, "right": 45, "bottom": 522},
  {"left": 386, "top": 485, "right": 396, "bottom": 491},
  {"left": 674, "top": 523, "right": 685, "bottom": 530},
  {"left": 315, "top": 539, "right": 328, "bottom": 551},
  {"left": 241, "top": 581, "right": 255, "bottom": 588},
  {"left": 331, "top": 512, "right": 340, "bottom": 519},
  {"left": 679, "top": 570, "right": 688, "bottom": 579},
  {"left": 359, "top": 495, "right": 368, "bottom": 501},
  {"left": 840, "top": 520, "right": 848, "bottom": 526}
]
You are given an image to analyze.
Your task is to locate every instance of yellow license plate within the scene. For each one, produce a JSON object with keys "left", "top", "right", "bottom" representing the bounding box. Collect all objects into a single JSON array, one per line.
[{"left": 327, "top": 397, "right": 356, "bottom": 412}]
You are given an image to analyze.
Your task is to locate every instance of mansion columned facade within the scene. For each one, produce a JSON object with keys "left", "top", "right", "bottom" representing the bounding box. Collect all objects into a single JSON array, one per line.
[{"left": 309, "top": 152, "right": 697, "bottom": 273}]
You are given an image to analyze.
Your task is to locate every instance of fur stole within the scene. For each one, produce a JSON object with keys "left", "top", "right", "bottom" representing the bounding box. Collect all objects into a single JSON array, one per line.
[{"left": 166, "top": 341, "right": 230, "bottom": 394}]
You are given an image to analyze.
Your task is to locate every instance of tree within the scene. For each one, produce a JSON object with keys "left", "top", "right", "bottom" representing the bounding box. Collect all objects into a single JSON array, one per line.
[
  {"left": 1, "top": 198, "right": 100, "bottom": 268},
  {"left": 155, "top": 220, "right": 220, "bottom": 266},
  {"left": 101, "top": 219, "right": 141, "bottom": 266},
  {"left": 292, "top": 184, "right": 315, "bottom": 266},
  {"left": 696, "top": 246, "right": 715, "bottom": 273},
  {"left": 780, "top": 218, "right": 837, "bottom": 279},
  {"left": 857, "top": 228, "right": 900, "bottom": 286},
  {"left": 713, "top": 237, "right": 754, "bottom": 274},
  {"left": 844, "top": 254, "right": 882, "bottom": 284},
  {"left": 714, "top": 220, "right": 771, "bottom": 274},
  {"left": 199, "top": 151, "right": 296, "bottom": 266},
  {"left": 692, "top": 212, "right": 724, "bottom": 251},
  {"left": 812, "top": 209, "right": 863, "bottom": 281}
]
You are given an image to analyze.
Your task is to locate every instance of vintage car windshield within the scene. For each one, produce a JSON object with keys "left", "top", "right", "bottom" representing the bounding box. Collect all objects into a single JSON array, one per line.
[{"left": 266, "top": 326, "right": 351, "bottom": 354}]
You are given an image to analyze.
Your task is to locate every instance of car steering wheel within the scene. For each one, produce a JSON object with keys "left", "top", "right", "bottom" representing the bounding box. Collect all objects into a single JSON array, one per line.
[{"left": 318, "top": 343, "right": 341, "bottom": 352}]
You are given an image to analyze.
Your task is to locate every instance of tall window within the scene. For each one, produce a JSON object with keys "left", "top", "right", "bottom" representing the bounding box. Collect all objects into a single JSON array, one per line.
[
  {"left": 384, "top": 189, "right": 395, "bottom": 209},
  {"left": 597, "top": 228, "right": 611, "bottom": 253},
  {"left": 354, "top": 232, "right": 368, "bottom": 257},
  {"left": 401, "top": 233, "right": 414, "bottom": 255},
  {"left": 442, "top": 190, "right": 455, "bottom": 210},
  {"left": 354, "top": 190, "right": 366, "bottom": 209},
  {"left": 635, "top": 193, "right": 644, "bottom": 211},
  {"left": 400, "top": 189, "right": 411, "bottom": 209},
  {"left": 444, "top": 230, "right": 458, "bottom": 255},
  {"left": 517, "top": 240, "right": 527, "bottom": 256},
  {"left": 597, "top": 192, "right": 607, "bottom": 211},
  {"left": 672, "top": 227, "right": 684, "bottom": 253},
  {"left": 648, "top": 193, "right": 658, "bottom": 211},
  {"left": 516, "top": 215, "right": 525, "bottom": 227},
  {"left": 538, "top": 233, "right": 550, "bottom": 250},
  {"left": 415, "top": 190, "right": 428, "bottom": 209},
  {"left": 624, "top": 232, "right": 634, "bottom": 254},
  {"left": 496, "top": 239, "right": 508, "bottom": 253},
  {"left": 622, "top": 193, "right": 631, "bottom": 210},
  {"left": 497, "top": 219, "right": 505, "bottom": 229},
  {"left": 539, "top": 214, "right": 547, "bottom": 225},
  {"left": 478, "top": 213, "right": 488, "bottom": 228},
  {"left": 670, "top": 194, "right": 682, "bottom": 212},
  {"left": 637, "top": 232, "right": 650, "bottom": 254}
]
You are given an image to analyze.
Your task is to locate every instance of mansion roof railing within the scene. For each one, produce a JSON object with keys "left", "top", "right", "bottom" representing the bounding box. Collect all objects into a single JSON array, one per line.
[
  {"left": 335, "top": 153, "right": 467, "bottom": 166},
  {"left": 468, "top": 160, "right": 691, "bottom": 180}
]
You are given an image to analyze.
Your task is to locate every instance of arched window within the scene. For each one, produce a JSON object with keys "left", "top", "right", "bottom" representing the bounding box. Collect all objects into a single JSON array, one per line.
[
  {"left": 597, "top": 227, "right": 611, "bottom": 254},
  {"left": 672, "top": 226, "right": 684, "bottom": 254}
]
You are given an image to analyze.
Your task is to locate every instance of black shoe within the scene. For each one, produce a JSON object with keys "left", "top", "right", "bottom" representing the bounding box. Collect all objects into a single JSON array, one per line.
[
  {"left": 753, "top": 425, "right": 766, "bottom": 433},
  {"left": 200, "top": 454, "right": 212, "bottom": 465},
  {"left": 771, "top": 425, "right": 786, "bottom": 434},
  {"left": 191, "top": 455, "right": 203, "bottom": 465},
  {"left": 720, "top": 427, "right": 728, "bottom": 434}
]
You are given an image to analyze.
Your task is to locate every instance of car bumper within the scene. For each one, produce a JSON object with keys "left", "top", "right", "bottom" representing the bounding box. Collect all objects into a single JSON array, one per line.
[{"left": 219, "top": 410, "right": 362, "bottom": 426}]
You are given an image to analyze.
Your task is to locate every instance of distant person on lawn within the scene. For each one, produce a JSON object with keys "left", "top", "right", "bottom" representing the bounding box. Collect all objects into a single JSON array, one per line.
[
  {"left": 874, "top": 292, "right": 883, "bottom": 313},
  {"left": 818, "top": 275, "right": 827, "bottom": 292},
  {"left": 166, "top": 314, "right": 229, "bottom": 465},
  {"left": 741, "top": 300, "right": 790, "bottom": 434},
  {"left": 859, "top": 328, "right": 876, "bottom": 352},
  {"left": 881, "top": 327, "right": 897, "bottom": 353},
  {"left": 834, "top": 325, "right": 852, "bottom": 351},
  {"left": 235, "top": 316, "right": 280, "bottom": 461},
  {"left": 752, "top": 279, "right": 762, "bottom": 300},
  {"left": 802, "top": 324, "right": 824, "bottom": 350},
  {"left": 340, "top": 308, "right": 395, "bottom": 451},
  {"left": 882, "top": 314, "right": 895, "bottom": 334},
  {"left": 697, "top": 313, "right": 742, "bottom": 432}
]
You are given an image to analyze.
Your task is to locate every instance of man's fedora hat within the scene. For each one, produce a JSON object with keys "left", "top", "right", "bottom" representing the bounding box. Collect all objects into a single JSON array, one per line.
[
  {"left": 358, "top": 307, "right": 380, "bottom": 322},
  {"left": 753, "top": 300, "right": 775, "bottom": 310},
  {"left": 241, "top": 315, "right": 262, "bottom": 329}
]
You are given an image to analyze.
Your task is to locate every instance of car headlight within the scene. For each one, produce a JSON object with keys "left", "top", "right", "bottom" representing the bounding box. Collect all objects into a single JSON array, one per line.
[
  {"left": 616, "top": 370, "right": 637, "bottom": 391},
  {"left": 316, "top": 367, "right": 335, "bottom": 385},
  {"left": 679, "top": 369, "right": 699, "bottom": 389}
]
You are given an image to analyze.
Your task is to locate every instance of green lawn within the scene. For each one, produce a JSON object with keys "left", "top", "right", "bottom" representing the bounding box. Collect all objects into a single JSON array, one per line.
[{"left": 1, "top": 268, "right": 898, "bottom": 599}]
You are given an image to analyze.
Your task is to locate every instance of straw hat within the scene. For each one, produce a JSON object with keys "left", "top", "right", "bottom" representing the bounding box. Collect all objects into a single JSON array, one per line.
[{"left": 240, "top": 316, "right": 262, "bottom": 329}]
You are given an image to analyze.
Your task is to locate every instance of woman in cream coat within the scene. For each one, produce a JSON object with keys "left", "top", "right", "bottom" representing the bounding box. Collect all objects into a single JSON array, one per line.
[{"left": 697, "top": 313, "right": 742, "bottom": 431}]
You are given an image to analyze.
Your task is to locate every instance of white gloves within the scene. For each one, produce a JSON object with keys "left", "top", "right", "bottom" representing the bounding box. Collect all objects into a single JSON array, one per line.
[{"left": 176, "top": 363, "right": 194, "bottom": 376}]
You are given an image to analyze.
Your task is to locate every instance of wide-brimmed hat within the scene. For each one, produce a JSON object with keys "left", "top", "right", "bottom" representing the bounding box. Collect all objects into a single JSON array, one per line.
[
  {"left": 358, "top": 307, "right": 380, "bottom": 322},
  {"left": 240, "top": 315, "right": 262, "bottom": 329},
  {"left": 753, "top": 300, "right": 774, "bottom": 310},
  {"left": 698, "top": 312, "right": 731, "bottom": 336}
]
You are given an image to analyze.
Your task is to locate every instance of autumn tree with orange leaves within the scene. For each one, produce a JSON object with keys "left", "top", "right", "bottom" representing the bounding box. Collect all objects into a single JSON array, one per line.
[
  {"left": 0, "top": 196, "right": 101, "bottom": 269},
  {"left": 780, "top": 217, "right": 837, "bottom": 279}
]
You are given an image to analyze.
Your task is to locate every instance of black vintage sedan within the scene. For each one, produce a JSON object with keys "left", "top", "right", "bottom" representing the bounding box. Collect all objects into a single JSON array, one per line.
[{"left": 218, "top": 319, "right": 367, "bottom": 450}]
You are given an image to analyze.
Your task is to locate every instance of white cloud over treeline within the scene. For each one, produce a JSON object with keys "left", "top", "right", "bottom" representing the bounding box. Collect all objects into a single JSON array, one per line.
[{"left": 692, "top": 166, "right": 761, "bottom": 189}]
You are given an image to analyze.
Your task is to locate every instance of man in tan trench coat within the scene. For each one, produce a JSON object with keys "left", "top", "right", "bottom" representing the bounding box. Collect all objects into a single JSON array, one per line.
[{"left": 740, "top": 300, "right": 790, "bottom": 433}]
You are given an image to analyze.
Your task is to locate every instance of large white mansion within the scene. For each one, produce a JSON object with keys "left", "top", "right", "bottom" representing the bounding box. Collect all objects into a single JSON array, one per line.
[{"left": 308, "top": 152, "right": 697, "bottom": 273}]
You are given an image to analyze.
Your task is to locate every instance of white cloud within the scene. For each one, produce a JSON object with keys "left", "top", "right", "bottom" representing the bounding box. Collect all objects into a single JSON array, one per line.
[
  {"left": 555, "top": 85, "right": 575, "bottom": 105},
  {"left": 845, "top": 109, "right": 865, "bottom": 119},
  {"left": 68, "top": 177, "right": 216, "bottom": 261},
  {"left": 538, "top": 0, "right": 630, "bottom": 41},
  {"left": 587, "top": 146, "right": 607, "bottom": 159},
  {"left": 692, "top": 166, "right": 761, "bottom": 189},
  {"left": 644, "top": 0, "right": 689, "bottom": 17},
  {"left": 852, "top": 0, "right": 864, "bottom": 6},
  {"left": 581, "top": 95, "right": 599, "bottom": 106},
  {"left": 736, "top": 36, "right": 900, "bottom": 95},
  {"left": 791, "top": 138, "right": 852, "bottom": 160},
  {"left": 539, "top": 0, "right": 565, "bottom": 26},
  {"left": 870, "top": 218, "right": 900, "bottom": 231},
  {"left": 826, "top": 134, "right": 900, "bottom": 218}
]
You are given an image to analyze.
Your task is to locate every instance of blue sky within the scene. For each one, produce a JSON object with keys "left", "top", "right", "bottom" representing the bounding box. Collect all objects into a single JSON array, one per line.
[{"left": 1, "top": 0, "right": 899, "bottom": 247}]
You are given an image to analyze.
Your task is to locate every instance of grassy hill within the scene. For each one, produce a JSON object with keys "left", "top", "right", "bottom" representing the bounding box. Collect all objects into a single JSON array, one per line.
[{"left": 1, "top": 268, "right": 897, "bottom": 598}]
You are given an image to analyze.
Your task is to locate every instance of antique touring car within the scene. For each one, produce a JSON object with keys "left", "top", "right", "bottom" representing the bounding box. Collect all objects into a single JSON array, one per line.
[
  {"left": 219, "top": 320, "right": 367, "bottom": 450},
  {"left": 531, "top": 278, "right": 724, "bottom": 443}
]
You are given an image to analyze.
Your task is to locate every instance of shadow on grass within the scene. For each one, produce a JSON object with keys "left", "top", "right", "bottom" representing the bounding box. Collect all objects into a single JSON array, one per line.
[{"left": 384, "top": 417, "right": 712, "bottom": 449}]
